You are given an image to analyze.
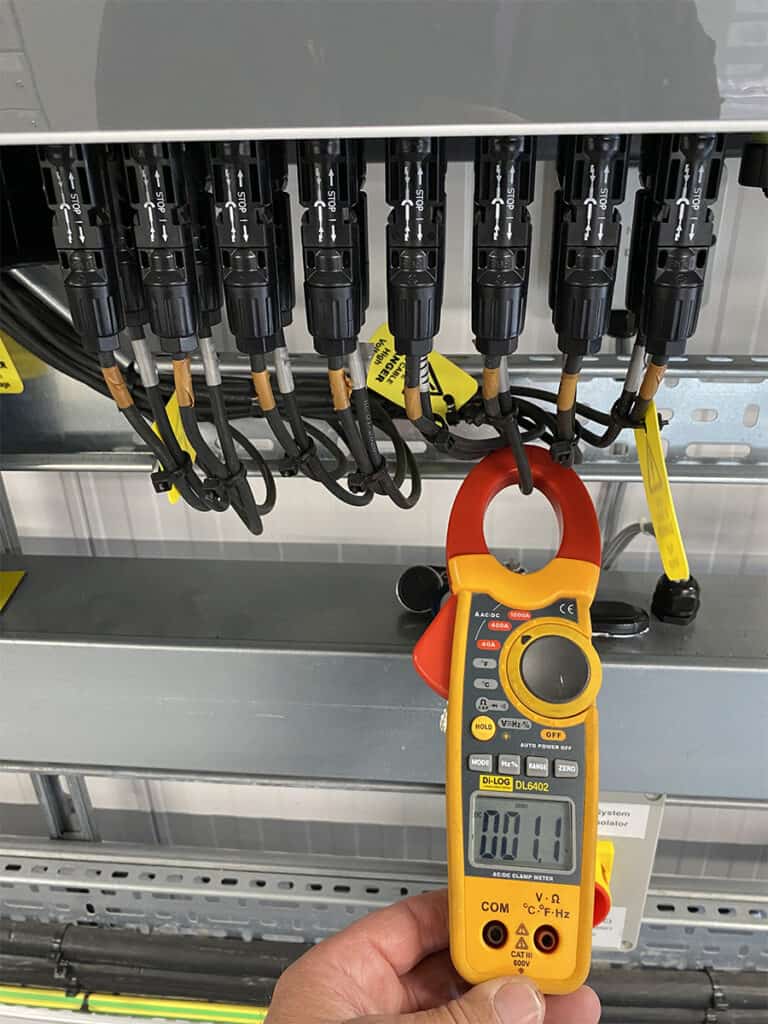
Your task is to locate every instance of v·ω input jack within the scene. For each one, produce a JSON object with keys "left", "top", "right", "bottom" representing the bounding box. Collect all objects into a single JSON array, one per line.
[{"left": 533, "top": 925, "right": 559, "bottom": 953}]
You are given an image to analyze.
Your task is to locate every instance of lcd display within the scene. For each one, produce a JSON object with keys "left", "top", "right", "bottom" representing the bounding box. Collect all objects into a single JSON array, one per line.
[{"left": 469, "top": 794, "right": 574, "bottom": 872}]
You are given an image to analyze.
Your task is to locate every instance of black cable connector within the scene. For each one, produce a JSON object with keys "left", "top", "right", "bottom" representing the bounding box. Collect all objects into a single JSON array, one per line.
[
  {"left": 298, "top": 138, "right": 420, "bottom": 508},
  {"left": 121, "top": 142, "right": 199, "bottom": 353},
  {"left": 627, "top": 133, "right": 725, "bottom": 423},
  {"left": 472, "top": 136, "right": 537, "bottom": 491},
  {"left": 38, "top": 144, "right": 124, "bottom": 354},
  {"left": 548, "top": 134, "right": 630, "bottom": 464}
]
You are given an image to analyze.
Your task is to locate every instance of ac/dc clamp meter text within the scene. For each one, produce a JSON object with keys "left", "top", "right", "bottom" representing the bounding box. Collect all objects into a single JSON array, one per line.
[{"left": 414, "top": 445, "right": 602, "bottom": 994}]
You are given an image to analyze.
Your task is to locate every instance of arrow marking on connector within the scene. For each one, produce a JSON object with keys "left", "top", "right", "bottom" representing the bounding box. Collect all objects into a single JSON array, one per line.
[
  {"left": 237, "top": 168, "right": 245, "bottom": 189},
  {"left": 328, "top": 167, "right": 335, "bottom": 186},
  {"left": 697, "top": 164, "right": 705, "bottom": 185},
  {"left": 68, "top": 170, "right": 76, "bottom": 192},
  {"left": 77, "top": 224, "right": 85, "bottom": 244},
  {"left": 688, "top": 221, "right": 696, "bottom": 242},
  {"left": 54, "top": 171, "right": 74, "bottom": 246},
  {"left": 584, "top": 164, "right": 597, "bottom": 241},
  {"left": 402, "top": 163, "right": 413, "bottom": 242},
  {"left": 597, "top": 221, "right": 604, "bottom": 242},
  {"left": 314, "top": 164, "right": 326, "bottom": 242},
  {"left": 330, "top": 223, "right": 336, "bottom": 243},
  {"left": 224, "top": 167, "right": 238, "bottom": 242},
  {"left": 415, "top": 161, "right": 425, "bottom": 240},
  {"left": 241, "top": 223, "right": 249, "bottom": 243},
  {"left": 675, "top": 162, "right": 691, "bottom": 242},
  {"left": 141, "top": 167, "right": 157, "bottom": 243},
  {"left": 506, "top": 164, "right": 516, "bottom": 240},
  {"left": 161, "top": 223, "right": 168, "bottom": 242},
  {"left": 603, "top": 165, "right": 610, "bottom": 185},
  {"left": 492, "top": 161, "right": 504, "bottom": 241}
]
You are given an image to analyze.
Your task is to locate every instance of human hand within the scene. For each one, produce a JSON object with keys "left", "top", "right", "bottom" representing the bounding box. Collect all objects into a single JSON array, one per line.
[{"left": 266, "top": 889, "right": 600, "bottom": 1023}]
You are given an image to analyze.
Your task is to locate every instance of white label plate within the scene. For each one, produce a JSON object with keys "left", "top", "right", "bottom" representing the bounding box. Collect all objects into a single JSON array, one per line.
[
  {"left": 598, "top": 802, "right": 650, "bottom": 839},
  {"left": 593, "top": 906, "right": 628, "bottom": 949}
]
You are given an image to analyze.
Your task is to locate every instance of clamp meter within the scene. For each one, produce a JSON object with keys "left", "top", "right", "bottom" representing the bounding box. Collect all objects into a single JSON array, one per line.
[{"left": 414, "top": 445, "right": 602, "bottom": 994}]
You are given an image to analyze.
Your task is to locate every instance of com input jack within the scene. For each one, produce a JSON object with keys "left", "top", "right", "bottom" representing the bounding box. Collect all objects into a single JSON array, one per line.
[
  {"left": 482, "top": 920, "right": 508, "bottom": 949},
  {"left": 533, "top": 925, "right": 559, "bottom": 954}
]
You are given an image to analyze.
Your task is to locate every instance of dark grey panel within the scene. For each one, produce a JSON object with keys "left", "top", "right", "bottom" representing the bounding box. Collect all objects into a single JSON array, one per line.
[
  {"left": 1, "top": 558, "right": 766, "bottom": 798},
  {"left": 2, "top": 1, "right": 767, "bottom": 142}
]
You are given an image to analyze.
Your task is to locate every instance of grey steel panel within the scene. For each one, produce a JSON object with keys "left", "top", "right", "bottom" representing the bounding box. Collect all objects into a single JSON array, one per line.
[
  {"left": 0, "top": 558, "right": 766, "bottom": 798},
  {"left": 1, "top": 0, "right": 767, "bottom": 143}
]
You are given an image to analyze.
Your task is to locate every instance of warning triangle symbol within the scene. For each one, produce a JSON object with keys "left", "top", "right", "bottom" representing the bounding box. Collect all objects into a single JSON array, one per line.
[
  {"left": 515, "top": 936, "right": 529, "bottom": 950},
  {"left": 428, "top": 363, "right": 444, "bottom": 398},
  {"left": 515, "top": 924, "right": 529, "bottom": 936}
]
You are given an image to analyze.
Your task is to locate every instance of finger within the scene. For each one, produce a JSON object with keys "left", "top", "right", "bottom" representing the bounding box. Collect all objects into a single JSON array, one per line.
[
  {"left": 356, "top": 976, "right": 545, "bottom": 1024},
  {"left": 398, "top": 949, "right": 469, "bottom": 1011},
  {"left": 545, "top": 987, "right": 601, "bottom": 1024},
  {"left": 316, "top": 889, "right": 450, "bottom": 978}
]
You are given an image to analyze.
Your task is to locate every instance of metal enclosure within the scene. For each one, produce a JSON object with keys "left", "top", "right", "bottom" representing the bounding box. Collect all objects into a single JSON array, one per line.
[{"left": 0, "top": 0, "right": 767, "bottom": 1008}]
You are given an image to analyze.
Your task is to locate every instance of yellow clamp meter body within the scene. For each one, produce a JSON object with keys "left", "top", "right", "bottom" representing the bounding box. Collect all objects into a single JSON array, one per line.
[{"left": 414, "top": 445, "right": 603, "bottom": 994}]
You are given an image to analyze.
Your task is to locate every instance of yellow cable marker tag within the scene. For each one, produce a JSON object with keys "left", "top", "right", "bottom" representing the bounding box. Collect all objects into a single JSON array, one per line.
[
  {"left": 0, "top": 571, "right": 25, "bottom": 612},
  {"left": 151, "top": 393, "right": 197, "bottom": 506},
  {"left": 366, "top": 322, "right": 478, "bottom": 420},
  {"left": 0, "top": 331, "right": 25, "bottom": 394},
  {"left": 635, "top": 401, "right": 689, "bottom": 583}
]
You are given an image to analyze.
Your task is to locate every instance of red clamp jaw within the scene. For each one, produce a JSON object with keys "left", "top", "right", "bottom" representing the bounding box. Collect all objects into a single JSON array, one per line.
[{"left": 413, "top": 445, "right": 601, "bottom": 699}]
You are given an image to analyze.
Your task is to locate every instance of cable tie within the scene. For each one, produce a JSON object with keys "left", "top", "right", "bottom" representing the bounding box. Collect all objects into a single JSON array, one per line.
[
  {"left": 348, "top": 459, "right": 391, "bottom": 496},
  {"left": 550, "top": 437, "right": 578, "bottom": 467},
  {"left": 150, "top": 452, "right": 194, "bottom": 494}
]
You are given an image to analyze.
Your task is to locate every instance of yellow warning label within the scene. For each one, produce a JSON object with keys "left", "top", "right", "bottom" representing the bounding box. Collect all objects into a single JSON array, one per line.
[
  {"left": 366, "top": 322, "right": 477, "bottom": 420},
  {"left": 151, "top": 393, "right": 197, "bottom": 506},
  {"left": 0, "top": 332, "right": 25, "bottom": 394},
  {"left": 635, "top": 401, "right": 689, "bottom": 582},
  {"left": 479, "top": 774, "right": 515, "bottom": 792},
  {"left": 0, "top": 571, "right": 25, "bottom": 612}
]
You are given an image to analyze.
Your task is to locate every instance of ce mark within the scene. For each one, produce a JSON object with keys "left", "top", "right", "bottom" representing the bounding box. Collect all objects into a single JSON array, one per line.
[{"left": 559, "top": 601, "right": 576, "bottom": 617}]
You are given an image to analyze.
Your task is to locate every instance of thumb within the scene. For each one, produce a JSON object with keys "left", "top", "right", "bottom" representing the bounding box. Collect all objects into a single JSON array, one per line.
[{"left": 363, "top": 976, "right": 545, "bottom": 1024}]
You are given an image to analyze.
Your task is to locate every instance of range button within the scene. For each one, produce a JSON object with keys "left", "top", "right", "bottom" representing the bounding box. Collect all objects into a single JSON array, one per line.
[{"left": 525, "top": 756, "right": 549, "bottom": 778}]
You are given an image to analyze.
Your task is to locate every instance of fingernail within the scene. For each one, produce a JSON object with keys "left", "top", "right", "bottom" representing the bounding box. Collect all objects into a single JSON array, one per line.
[{"left": 493, "top": 980, "right": 545, "bottom": 1023}]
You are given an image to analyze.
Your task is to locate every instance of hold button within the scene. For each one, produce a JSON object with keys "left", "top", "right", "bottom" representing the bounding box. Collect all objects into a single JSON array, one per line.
[{"left": 470, "top": 716, "right": 497, "bottom": 742}]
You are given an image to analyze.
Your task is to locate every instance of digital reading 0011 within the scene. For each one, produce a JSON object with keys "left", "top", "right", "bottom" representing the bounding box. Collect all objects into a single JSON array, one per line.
[{"left": 469, "top": 794, "right": 575, "bottom": 873}]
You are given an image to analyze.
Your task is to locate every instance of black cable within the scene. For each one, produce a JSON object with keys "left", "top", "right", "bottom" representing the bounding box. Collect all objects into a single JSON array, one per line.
[
  {"left": 500, "top": 406, "right": 533, "bottom": 494},
  {"left": 349, "top": 386, "right": 420, "bottom": 509},
  {"left": 178, "top": 404, "right": 267, "bottom": 535},
  {"left": 95, "top": 353, "right": 213, "bottom": 513},
  {"left": 208, "top": 381, "right": 273, "bottom": 521},
  {"left": 142, "top": 381, "right": 219, "bottom": 513},
  {"left": 3, "top": 270, "right": 638, "bottom": 479},
  {"left": 228, "top": 425, "right": 277, "bottom": 516},
  {"left": 282, "top": 391, "right": 347, "bottom": 481}
]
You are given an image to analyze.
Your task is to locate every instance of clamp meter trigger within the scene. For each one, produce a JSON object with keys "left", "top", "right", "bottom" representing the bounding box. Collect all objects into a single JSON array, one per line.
[{"left": 413, "top": 445, "right": 602, "bottom": 994}]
